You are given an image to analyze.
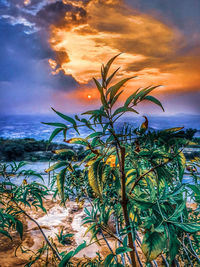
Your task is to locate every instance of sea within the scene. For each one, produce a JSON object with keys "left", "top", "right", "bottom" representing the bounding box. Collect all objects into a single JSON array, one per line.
[{"left": 0, "top": 113, "right": 200, "bottom": 142}]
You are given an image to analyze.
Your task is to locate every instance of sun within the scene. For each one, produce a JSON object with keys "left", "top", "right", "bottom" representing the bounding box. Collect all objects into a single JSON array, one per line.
[{"left": 87, "top": 95, "right": 92, "bottom": 99}]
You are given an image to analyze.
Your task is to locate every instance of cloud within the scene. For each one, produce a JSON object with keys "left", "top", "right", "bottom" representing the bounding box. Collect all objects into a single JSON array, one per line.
[
  {"left": 48, "top": 0, "right": 173, "bottom": 84},
  {"left": 46, "top": 0, "right": 200, "bottom": 106}
]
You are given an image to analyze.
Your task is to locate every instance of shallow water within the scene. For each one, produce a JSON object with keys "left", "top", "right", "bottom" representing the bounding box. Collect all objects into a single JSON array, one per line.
[{"left": 5, "top": 160, "right": 198, "bottom": 186}]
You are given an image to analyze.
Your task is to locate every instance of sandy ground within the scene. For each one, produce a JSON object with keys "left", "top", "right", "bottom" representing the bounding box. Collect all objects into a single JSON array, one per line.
[
  {"left": 1, "top": 197, "right": 196, "bottom": 266},
  {"left": 0, "top": 197, "right": 117, "bottom": 267}
]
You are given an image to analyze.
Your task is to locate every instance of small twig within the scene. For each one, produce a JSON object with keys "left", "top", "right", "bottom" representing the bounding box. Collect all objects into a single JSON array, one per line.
[
  {"left": 133, "top": 242, "right": 143, "bottom": 267},
  {"left": 15, "top": 203, "right": 61, "bottom": 261},
  {"left": 130, "top": 147, "right": 186, "bottom": 193},
  {"left": 100, "top": 229, "right": 118, "bottom": 264},
  {"left": 161, "top": 254, "right": 169, "bottom": 267},
  {"left": 186, "top": 233, "right": 200, "bottom": 263}
]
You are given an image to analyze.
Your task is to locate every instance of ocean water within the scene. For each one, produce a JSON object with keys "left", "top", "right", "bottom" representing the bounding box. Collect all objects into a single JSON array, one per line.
[{"left": 0, "top": 114, "right": 199, "bottom": 142}]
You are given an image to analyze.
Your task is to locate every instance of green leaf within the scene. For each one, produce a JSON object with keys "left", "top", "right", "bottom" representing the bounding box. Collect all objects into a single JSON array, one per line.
[
  {"left": 73, "top": 241, "right": 86, "bottom": 256},
  {"left": 172, "top": 222, "right": 200, "bottom": 233},
  {"left": 48, "top": 128, "right": 63, "bottom": 143},
  {"left": 112, "top": 106, "right": 138, "bottom": 118},
  {"left": 115, "top": 246, "right": 133, "bottom": 255},
  {"left": 93, "top": 78, "right": 108, "bottom": 107},
  {"left": 104, "top": 254, "right": 115, "bottom": 266},
  {"left": 110, "top": 90, "right": 124, "bottom": 107},
  {"left": 167, "top": 224, "right": 180, "bottom": 261},
  {"left": 104, "top": 53, "right": 121, "bottom": 80},
  {"left": 51, "top": 108, "right": 79, "bottom": 134},
  {"left": 143, "top": 95, "right": 164, "bottom": 111},
  {"left": 42, "top": 122, "right": 67, "bottom": 128},
  {"left": 124, "top": 88, "right": 140, "bottom": 107},
  {"left": 133, "top": 85, "right": 160, "bottom": 104},
  {"left": 16, "top": 219, "right": 23, "bottom": 239},
  {"left": 106, "top": 67, "right": 120, "bottom": 87},
  {"left": 170, "top": 201, "right": 186, "bottom": 221},
  {"left": 59, "top": 251, "right": 74, "bottom": 267},
  {"left": 0, "top": 230, "right": 12, "bottom": 240},
  {"left": 52, "top": 108, "right": 76, "bottom": 126},
  {"left": 140, "top": 86, "right": 160, "bottom": 100},
  {"left": 106, "top": 77, "right": 136, "bottom": 102},
  {"left": 75, "top": 115, "right": 81, "bottom": 121},
  {"left": 133, "top": 86, "right": 151, "bottom": 104},
  {"left": 141, "top": 232, "right": 166, "bottom": 261},
  {"left": 82, "top": 109, "right": 107, "bottom": 118},
  {"left": 86, "top": 132, "right": 103, "bottom": 139},
  {"left": 80, "top": 118, "right": 95, "bottom": 131},
  {"left": 187, "top": 184, "right": 200, "bottom": 202}
]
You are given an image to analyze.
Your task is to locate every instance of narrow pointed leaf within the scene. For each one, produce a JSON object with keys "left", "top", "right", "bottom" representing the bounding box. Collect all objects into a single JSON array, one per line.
[
  {"left": 42, "top": 122, "right": 68, "bottom": 128},
  {"left": 161, "top": 127, "right": 184, "bottom": 133},
  {"left": 143, "top": 95, "right": 164, "bottom": 111},
  {"left": 112, "top": 106, "right": 138, "bottom": 118},
  {"left": 51, "top": 108, "right": 77, "bottom": 126},
  {"left": 104, "top": 53, "right": 121, "bottom": 78},
  {"left": 16, "top": 219, "right": 23, "bottom": 239},
  {"left": 172, "top": 222, "right": 200, "bottom": 233},
  {"left": 104, "top": 254, "right": 115, "bottom": 265},
  {"left": 48, "top": 128, "right": 63, "bottom": 143},
  {"left": 65, "top": 138, "right": 89, "bottom": 146},
  {"left": 106, "top": 67, "right": 120, "bottom": 87},
  {"left": 106, "top": 77, "right": 136, "bottom": 101},
  {"left": 110, "top": 90, "right": 124, "bottom": 107},
  {"left": 124, "top": 88, "right": 140, "bottom": 107}
]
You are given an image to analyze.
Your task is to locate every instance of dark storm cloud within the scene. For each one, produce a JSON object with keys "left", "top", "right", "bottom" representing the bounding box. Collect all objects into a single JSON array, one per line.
[
  {"left": 36, "top": 1, "right": 73, "bottom": 25},
  {"left": 0, "top": 1, "right": 79, "bottom": 115},
  {"left": 0, "top": 18, "right": 78, "bottom": 87}
]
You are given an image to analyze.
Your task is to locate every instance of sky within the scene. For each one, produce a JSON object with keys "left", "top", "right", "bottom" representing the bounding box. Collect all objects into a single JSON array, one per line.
[{"left": 0, "top": 0, "right": 200, "bottom": 115}]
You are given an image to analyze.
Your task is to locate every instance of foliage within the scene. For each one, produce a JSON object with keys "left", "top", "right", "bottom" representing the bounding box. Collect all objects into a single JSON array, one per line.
[
  {"left": 56, "top": 229, "right": 74, "bottom": 245},
  {"left": 45, "top": 55, "right": 200, "bottom": 266}
]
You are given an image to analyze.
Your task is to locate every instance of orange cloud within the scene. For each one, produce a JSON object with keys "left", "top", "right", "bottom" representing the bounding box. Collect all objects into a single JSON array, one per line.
[{"left": 48, "top": 0, "right": 200, "bottom": 105}]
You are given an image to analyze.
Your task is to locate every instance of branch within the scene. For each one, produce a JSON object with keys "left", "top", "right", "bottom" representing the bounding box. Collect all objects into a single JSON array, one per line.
[
  {"left": 14, "top": 202, "right": 61, "bottom": 261},
  {"left": 129, "top": 148, "right": 185, "bottom": 194}
]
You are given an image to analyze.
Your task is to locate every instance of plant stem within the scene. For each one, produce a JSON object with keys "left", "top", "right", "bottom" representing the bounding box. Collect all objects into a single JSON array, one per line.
[
  {"left": 130, "top": 147, "right": 186, "bottom": 194},
  {"left": 100, "top": 229, "right": 118, "bottom": 264},
  {"left": 115, "top": 216, "right": 126, "bottom": 265},
  {"left": 134, "top": 241, "right": 143, "bottom": 267},
  {"left": 186, "top": 233, "right": 200, "bottom": 263},
  {"left": 120, "top": 146, "right": 137, "bottom": 267}
]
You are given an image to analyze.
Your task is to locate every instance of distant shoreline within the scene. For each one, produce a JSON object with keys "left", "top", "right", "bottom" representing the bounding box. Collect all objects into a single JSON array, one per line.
[
  {"left": 0, "top": 135, "right": 200, "bottom": 162},
  {"left": 0, "top": 138, "right": 84, "bottom": 162}
]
